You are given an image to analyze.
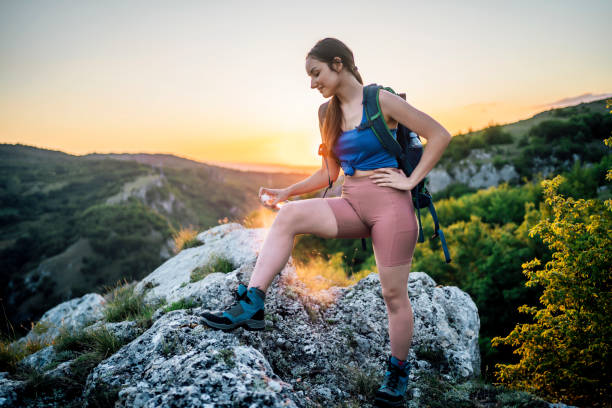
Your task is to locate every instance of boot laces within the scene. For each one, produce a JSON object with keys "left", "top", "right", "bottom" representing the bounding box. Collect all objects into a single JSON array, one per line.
[
  {"left": 230, "top": 289, "right": 249, "bottom": 308},
  {"left": 384, "top": 366, "right": 402, "bottom": 390}
]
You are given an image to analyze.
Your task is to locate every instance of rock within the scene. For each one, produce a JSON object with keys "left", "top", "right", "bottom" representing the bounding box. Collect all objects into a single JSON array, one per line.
[
  {"left": 84, "top": 321, "right": 143, "bottom": 344},
  {"left": 14, "top": 293, "right": 105, "bottom": 347},
  {"left": 134, "top": 223, "right": 268, "bottom": 309},
  {"left": 5, "top": 223, "right": 483, "bottom": 407},
  {"left": 17, "top": 345, "right": 56, "bottom": 371},
  {"left": 450, "top": 150, "right": 520, "bottom": 190},
  {"left": 0, "top": 372, "right": 23, "bottom": 408},
  {"left": 83, "top": 310, "right": 297, "bottom": 407}
]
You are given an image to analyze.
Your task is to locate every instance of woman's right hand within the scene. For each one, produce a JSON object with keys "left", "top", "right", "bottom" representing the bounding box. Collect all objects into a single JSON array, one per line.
[{"left": 258, "top": 187, "right": 290, "bottom": 209}]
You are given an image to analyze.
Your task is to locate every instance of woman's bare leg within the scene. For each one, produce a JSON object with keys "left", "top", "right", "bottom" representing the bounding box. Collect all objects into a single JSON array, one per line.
[
  {"left": 378, "top": 262, "right": 414, "bottom": 360},
  {"left": 248, "top": 198, "right": 338, "bottom": 293}
]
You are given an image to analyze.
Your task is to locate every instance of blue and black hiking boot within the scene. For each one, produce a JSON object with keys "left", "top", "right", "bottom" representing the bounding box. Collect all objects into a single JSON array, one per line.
[
  {"left": 201, "top": 283, "right": 266, "bottom": 332},
  {"left": 374, "top": 354, "right": 412, "bottom": 407}
]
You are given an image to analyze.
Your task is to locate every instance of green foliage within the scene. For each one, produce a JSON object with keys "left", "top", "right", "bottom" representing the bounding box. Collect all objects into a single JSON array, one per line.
[
  {"left": 342, "top": 365, "right": 381, "bottom": 402},
  {"left": 429, "top": 180, "right": 544, "bottom": 227},
  {"left": 78, "top": 199, "right": 172, "bottom": 281},
  {"left": 14, "top": 325, "right": 127, "bottom": 407},
  {"left": 215, "top": 348, "right": 236, "bottom": 368},
  {"left": 162, "top": 298, "right": 198, "bottom": 313},
  {"left": 102, "top": 281, "right": 161, "bottom": 329},
  {"left": 482, "top": 124, "right": 514, "bottom": 145},
  {"left": 31, "top": 320, "right": 52, "bottom": 335},
  {"left": 181, "top": 236, "right": 204, "bottom": 250},
  {"left": 513, "top": 110, "right": 612, "bottom": 180},
  {"left": 0, "top": 335, "right": 51, "bottom": 373},
  {"left": 160, "top": 332, "right": 186, "bottom": 357},
  {"left": 492, "top": 174, "right": 611, "bottom": 406},
  {"left": 431, "top": 182, "right": 478, "bottom": 201},
  {"left": 190, "top": 254, "right": 237, "bottom": 282}
]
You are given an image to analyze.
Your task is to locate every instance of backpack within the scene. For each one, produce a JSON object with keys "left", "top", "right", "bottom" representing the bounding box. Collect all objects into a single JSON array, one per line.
[{"left": 319, "top": 83, "right": 451, "bottom": 263}]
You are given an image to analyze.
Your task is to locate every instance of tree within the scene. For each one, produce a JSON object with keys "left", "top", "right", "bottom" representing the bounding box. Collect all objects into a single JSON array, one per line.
[{"left": 492, "top": 100, "right": 612, "bottom": 407}]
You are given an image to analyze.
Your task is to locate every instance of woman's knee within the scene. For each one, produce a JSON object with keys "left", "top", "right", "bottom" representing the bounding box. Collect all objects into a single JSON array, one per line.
[
  {"left": 273, "top": 199, "right": 338, "bottom": 238},
  {"left": 273, "top": 201, "right": 300, "bottom": 233},
  {"left": 381, "top": 286, "right": 408, "bottom": 303},
  {"left": 378, "top": 262, "right": 411, "bottom": 310}
]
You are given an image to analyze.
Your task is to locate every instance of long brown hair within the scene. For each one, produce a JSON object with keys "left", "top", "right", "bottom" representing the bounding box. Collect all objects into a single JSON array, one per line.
[{"left": 307, "top": 38, "right": 363, "bottom": 164}]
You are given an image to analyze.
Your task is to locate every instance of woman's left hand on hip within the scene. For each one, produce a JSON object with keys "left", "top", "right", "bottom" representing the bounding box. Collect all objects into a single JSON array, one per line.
[{"left": 369, "top": 168, "right": 416, "bottom": 191}]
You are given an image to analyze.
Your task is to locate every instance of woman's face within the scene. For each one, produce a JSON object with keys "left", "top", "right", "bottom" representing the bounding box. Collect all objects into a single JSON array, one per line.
[{"left": 305, "top": 56, "right": 341, "bottom": 98}]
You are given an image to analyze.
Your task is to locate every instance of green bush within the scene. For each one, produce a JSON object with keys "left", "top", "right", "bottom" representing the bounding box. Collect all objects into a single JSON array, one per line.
[
  {"left": 482, "top": 125, "right": 514, "bottom": 145},
  {"left": 492, "top": 173, "right": 611, "bottom": 406}
]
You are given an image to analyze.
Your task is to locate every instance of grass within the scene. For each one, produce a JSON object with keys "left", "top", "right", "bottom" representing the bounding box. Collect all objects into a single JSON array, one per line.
[
  {"left": 0, "top": 334, "right": 51, "bottom": 374},
  {"left": 344, "top": 365, "right": 381, "bottom": 399},
  {"left": 10, "top": 325, "right": 128, "bottom": 407},
  {"left": 54, "top": 325, "right": 124, "bottom": 359},
  {"left": 31, "top": 320, "right": 53, "bottom": 335},
  {"left": 190, "top": 254, "right": 237, "bottom": 283},
  {"left": 172, "top": 225, "right": 203, "bottom": 253},
  {"left": 216, "top": 348, "right": 236, "bottom": 368},
  {"left": 102, "top": 279, "right": 166, "bottom": 329},
  {"left": 162, "top": 298, "right": 199, "bottom": 313},
  {"left": 160, "top": 332, "right": 186, "bottom": 357},
  {"left": 410, "top": 374, "right": 551, "bottom": 408}
]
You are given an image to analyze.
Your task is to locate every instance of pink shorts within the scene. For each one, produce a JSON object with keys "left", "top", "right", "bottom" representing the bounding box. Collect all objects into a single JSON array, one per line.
[{"left": 325, "top": 168, "right": 419, "bottom": 267}]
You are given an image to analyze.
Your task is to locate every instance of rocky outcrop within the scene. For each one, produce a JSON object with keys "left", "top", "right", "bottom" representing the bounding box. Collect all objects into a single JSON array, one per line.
[
  {"left": 3, "top": 223, "right": 482, "bottom": 407},
  {"left": 428, "top": 150, "right": 520, "bottom": 192},
  {"left": 15, "top": 292, "right": 105, "bottom": 347}
]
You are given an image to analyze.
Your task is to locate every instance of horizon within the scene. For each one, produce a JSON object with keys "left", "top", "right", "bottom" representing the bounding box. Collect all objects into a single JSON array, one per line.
[
  {"left": 1, "top": 0, "right": 611, "bottom": 167},
  {"left": 3, "top": 94, "right": 609, "bottom": 174}
]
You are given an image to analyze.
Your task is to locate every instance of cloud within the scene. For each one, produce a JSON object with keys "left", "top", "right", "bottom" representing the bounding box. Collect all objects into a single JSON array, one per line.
[{"left": 532, "top": 92, "right": 612, "bottom": 110}]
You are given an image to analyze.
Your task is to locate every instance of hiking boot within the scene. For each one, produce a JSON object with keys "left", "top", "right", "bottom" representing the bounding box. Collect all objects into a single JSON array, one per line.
[
  {"left": 374, "top": 354, "right": 412, "bottom": 407},
  {"left": 201, "top": 283, "right": 266, "bottom": 331}
]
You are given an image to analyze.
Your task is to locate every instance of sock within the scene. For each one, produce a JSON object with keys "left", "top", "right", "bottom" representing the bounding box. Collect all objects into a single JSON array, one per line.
[{"left": 390, "top": 355, "right": 409, "bottom": 370}]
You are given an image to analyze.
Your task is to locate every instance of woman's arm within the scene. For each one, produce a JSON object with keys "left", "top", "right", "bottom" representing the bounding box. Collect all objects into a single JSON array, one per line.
[
  {"left": 379, "top": 90, "right": 452, "bottom": 187},
  {"left": 285, "top": 168, "right": 331, "bottom": 197}
]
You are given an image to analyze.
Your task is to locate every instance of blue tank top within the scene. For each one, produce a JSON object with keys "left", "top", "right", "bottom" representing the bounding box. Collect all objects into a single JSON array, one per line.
[{"left": 333, "top": 104, "right": 398, "bottom": 176}]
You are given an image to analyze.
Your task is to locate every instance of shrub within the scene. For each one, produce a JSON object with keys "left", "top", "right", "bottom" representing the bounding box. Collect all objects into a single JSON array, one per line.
[
  {"left": 492, "top": 172, "right": 611, "bottom": 406},
  {"left": 482, "top": 124, "right": 514, "bottom": 145}
]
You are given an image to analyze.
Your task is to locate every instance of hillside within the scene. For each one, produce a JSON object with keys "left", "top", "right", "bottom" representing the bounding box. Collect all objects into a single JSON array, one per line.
[
  {"left": 0, "top": 145, "right": 306, "bottom": 337},
  {"left": 427, "top": 98, "right": 611, "bottom": 199}
]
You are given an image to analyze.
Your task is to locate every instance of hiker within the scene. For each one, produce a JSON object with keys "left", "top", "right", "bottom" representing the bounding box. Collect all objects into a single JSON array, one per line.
[{"left": 202, "top": 37, "right": 452, "bottom": 407}]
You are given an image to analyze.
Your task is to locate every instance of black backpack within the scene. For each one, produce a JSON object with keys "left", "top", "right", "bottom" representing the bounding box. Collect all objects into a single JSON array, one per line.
[{"left": 319, "top": 83, "right": 451, "bottom": 263}]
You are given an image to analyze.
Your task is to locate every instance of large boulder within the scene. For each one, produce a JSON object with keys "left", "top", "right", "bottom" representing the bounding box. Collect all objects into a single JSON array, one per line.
[{"left": 5, "top": 223, "right": 482, "bottom": 407}]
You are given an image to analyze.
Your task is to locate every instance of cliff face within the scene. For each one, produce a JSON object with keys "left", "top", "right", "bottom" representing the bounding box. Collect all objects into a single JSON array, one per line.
[
  {"left": 427, "top": 149, "right": 521, "bottom": 192},
  {"left": 3, "top": 223, "right": 481, "bottom": 407}
]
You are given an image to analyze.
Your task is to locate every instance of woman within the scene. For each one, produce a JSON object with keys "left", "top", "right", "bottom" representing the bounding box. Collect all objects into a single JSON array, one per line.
[{"left": 202, "top": 37, "right": 452, "bottom": 407}]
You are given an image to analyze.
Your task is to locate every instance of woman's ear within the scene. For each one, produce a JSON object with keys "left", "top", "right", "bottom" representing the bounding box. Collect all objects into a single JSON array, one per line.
[{"left": 332, "top": 56, "right": 343, "bottom": 73}]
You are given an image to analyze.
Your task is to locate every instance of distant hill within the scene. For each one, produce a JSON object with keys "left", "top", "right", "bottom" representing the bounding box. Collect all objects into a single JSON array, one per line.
[
  {"left": 0, "top": 145, "right": 307, "bottom": 336},
  {"left": 428, "top": 97, "right": 611, "bottom": 199}
]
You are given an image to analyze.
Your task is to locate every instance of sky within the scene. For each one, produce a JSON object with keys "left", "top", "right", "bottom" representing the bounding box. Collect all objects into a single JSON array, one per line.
[{"left": 1, "top": 0, "right": 611, "bottom": 169}]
